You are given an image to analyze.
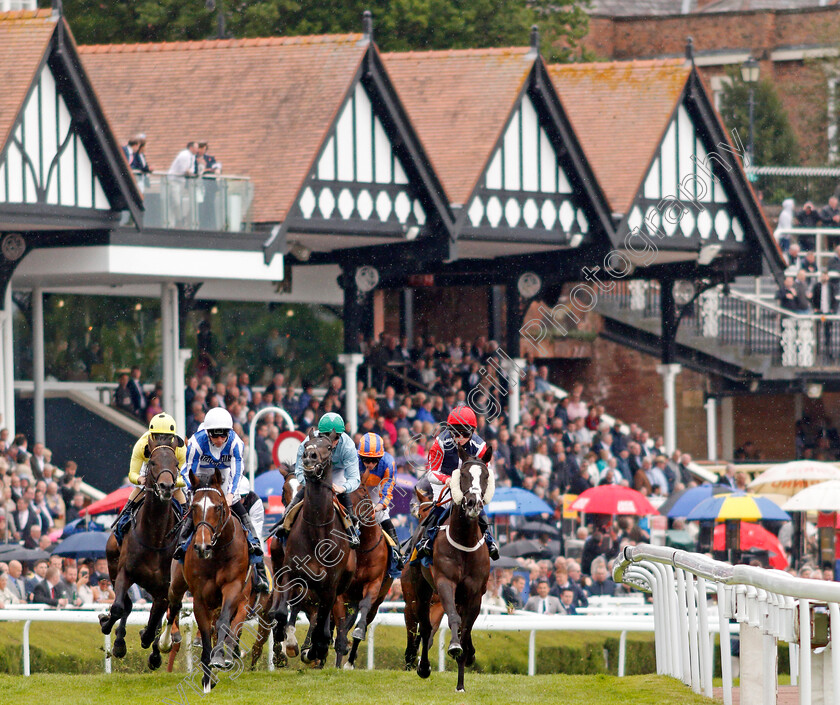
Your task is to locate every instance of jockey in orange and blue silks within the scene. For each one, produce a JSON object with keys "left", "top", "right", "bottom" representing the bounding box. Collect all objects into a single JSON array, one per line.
[
  {"left": 415, "top": 406, "right": 499, "bottom": 561},
  {"left": 358, "top": 433, "right": 403, "bottom": 569}
]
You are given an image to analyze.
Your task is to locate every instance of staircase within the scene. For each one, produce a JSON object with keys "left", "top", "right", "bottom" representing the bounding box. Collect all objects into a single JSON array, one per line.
[{"left": 596, "top": 280, "right": 840, "bottom": 383}]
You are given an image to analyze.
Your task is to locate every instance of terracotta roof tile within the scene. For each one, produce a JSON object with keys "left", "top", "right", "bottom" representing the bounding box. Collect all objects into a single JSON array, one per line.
[
  {"left": 548, "top": 59, "right": 690, "bottom": 213},
  {"left": 79, "top": 35, "right": 367, "bottom": 224},
  {"left": 0, "top": 10, "right": 57, "bottom": 158},
  {"left": 382, "top": 47, "right": 533, "bottom": 205}
]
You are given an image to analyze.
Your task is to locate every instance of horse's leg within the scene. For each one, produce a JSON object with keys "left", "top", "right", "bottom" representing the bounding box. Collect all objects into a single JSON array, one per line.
[
  {"left": 436, "top": 578, "right": 463, "bottom": 660},
  {"left": 249, "top": 594, "right": 271, "bottom": 670},
  {"left": 159, "top": 561, "right": 187, "bottom": 654},
  {"left": 109, "top": 570, "right": 133, "bottom": 658},
  {"left": 194, "top": 604, "right": 216, "bottom": 694},
  {"left": 271, "top": 575, "right": 291, "bottom": 668},
  {"left": 332, "top": 597, "right": 350, "bottom": 668},
  {"left": 414, "top": 572, "right": 435, "bottom": 679},
  {"left": 145, "top": 594, "right": 169, "bottom": 671},
  {"left": 211, "top": 581, "right": 245, "bottom": 669},
  {"left": 285, "top": 602, "right": 301, "bottom": 658},
  {"left": 100, "top": 534, "right": 123, "bottom": 635},
  {"left": 311, "top": 597, "right": 335, "bottom": 666},
  {"left": 352, "top": 578, "right": 382, "bottom": 643},
  {"left": 99, "top": 566, "right": 129, "bottom": 636},
  {"left": 299, "top": 605, "right": 318, "bottom": 664},
  {"left": 455, "top": 599, "right": 482, "bottom": 693}
]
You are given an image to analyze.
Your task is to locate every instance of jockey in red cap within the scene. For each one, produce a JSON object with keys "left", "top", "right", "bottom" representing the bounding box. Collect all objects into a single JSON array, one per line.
[{"left": 415, "top": 405, "right": 499, "bottom": 560}]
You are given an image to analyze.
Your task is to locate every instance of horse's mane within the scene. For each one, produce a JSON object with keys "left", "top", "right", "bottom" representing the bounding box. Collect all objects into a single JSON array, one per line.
[{"left": 194, "top": 470, "right": 220, "bottom": 490}]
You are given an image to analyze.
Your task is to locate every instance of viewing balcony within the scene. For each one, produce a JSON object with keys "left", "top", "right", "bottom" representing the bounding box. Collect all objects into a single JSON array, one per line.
[{"left": 130, "top": 171, "right": 254, "bottom": 233}]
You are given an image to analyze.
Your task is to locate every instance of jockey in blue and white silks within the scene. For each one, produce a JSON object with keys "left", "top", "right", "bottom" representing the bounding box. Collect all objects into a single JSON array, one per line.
[{"left": 173, "top": 407, "right": 269, "bottom": 592}]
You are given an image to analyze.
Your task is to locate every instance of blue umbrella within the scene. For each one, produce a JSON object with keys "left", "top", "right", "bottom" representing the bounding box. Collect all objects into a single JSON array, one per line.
[
  {"left": 51, "top": 531, "right": 110, "bottom": 559},
  {"left": 662, "top": 484, "right": 734, "bottom": 519},
  {"left": 61, "top": 518, "right": 105, "bottom": 538},
  {"left": 486, "top": 487, "right": 553, "bottom": 516},
  {"left": 254, "top": 470, "right": 285, "bottom": 500}
]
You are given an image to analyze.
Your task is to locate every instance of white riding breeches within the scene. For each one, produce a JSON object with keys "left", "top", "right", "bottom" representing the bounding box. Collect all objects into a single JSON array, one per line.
[{"left": 365, "top": 484, "right": 390, "bottom": 522}]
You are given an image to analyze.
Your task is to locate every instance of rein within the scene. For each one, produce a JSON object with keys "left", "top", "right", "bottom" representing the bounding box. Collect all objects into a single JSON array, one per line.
[{"left": 145, "top": 445, "right": 179, "bottom": 500}]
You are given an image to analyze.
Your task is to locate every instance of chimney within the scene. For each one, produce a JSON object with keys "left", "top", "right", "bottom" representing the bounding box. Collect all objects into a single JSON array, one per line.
[{"left": 362, "top": 10, "right": 373, "bottom": 44}]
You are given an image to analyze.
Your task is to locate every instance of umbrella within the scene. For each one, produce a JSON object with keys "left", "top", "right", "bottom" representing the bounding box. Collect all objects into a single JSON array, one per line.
[
  {"left": 51, "top": 531, "right": 110, "bottom": 559},
  {"left": 748, "top": 461, "right": 840, "bottom": 497},
  {"left": 254, "top": 470, "right": 285, "bottom": 500},
  {"left": 61, "top": 517, "right": 105, "bottom": 538},
  {"left": 783, "top": 481, "right": 840, "bottom": 512},
  {"left": 390, "top": 473, "right": 419, "bottom": 516},
  {"left": 660, "top": 484, "right": 733, "bottom": 518},
  {"left": 686, "top": 493, "right": 790, "bottom": 522},
  {"left": 569, "top": 485, "right": 658, "bottom": 516},
  {"left": 79, "top": 486, "right": 133, "bottom": 516},
  {"left": 491, "top": 556, "right": 522, "bottom": 569},
  {"left": 486, "top": 487, "right": 554, "bottom": 516},
  {"left": 713, "top": 522, "right": 788, "bottom": 570},
  {"left": 519, "top": 521, "right": 560, "bottom": 537},
  {"left": 0, "top": 547, "right": 50, "bottom": 562},
  {"left": 499, "top": 539, "right": 549, "bottom": 558}
]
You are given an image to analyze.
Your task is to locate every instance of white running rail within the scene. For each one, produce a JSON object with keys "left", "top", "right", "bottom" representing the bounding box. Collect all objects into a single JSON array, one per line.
[{"left": 614, "top": 544, "right": 840, "bottom": 705}]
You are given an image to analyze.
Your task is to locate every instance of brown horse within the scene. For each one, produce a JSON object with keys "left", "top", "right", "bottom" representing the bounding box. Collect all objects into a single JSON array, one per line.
[
  {"left": 404, "top": 484, "right": 444, "bottom": 670},
  {"left": 405, "top": 445, "right": 494, "bottom": 692},
  {"left": 268, "top": 429, "right": 356, "bottom": 667},
  {"left": 159, "top": 467, "right": 251, "bottom": 693},
  {"left": 100, "top": 441, "right": 181, "bottom": 670},
  {"left": 334, "top": 480, "right": 392, "bottom": 669}
]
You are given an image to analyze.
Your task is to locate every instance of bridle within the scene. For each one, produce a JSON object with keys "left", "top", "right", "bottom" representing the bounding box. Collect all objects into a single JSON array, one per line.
[
  {"left": 301, "top": 439, "right": 331, "bottom": 482},
  {"left": 192, "top": 486, "right": 233, "bottom": 550},
  {"left": 146, "top": 445, "right": 179, "bottom": 501}
]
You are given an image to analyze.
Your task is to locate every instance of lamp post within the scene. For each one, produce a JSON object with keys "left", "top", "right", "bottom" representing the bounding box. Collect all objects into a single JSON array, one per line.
[{"left": 740, "top": 57, "right": 760, "bottom": 166}]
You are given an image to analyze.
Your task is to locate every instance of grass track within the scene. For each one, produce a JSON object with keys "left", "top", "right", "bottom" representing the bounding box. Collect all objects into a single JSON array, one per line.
[{"left": 0, "top": 671, "right": 716, "bottom": 705}]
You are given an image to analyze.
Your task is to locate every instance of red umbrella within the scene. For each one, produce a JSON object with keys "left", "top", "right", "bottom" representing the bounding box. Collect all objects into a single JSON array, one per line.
[
  {"left": 79, "top": 486, "right": 132, "bottom": 516},
  {"left": 713, "top": 522, "right": 788, "bottom": 570},
  {"left": 569, "top": 485, "right": 658, "bottom": 516}
]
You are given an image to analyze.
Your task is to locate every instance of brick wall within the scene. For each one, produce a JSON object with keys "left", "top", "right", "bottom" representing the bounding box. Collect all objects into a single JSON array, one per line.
[{"left": 732, "top": 394, "right": 794, "bottom": 459}]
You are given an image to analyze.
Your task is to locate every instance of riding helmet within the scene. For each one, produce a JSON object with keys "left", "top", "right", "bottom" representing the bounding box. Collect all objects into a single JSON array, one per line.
[
  {"left": 149, "top": 412, "right": 177, "bottom": 435},
  {"left": 358, "top": 432, "right": 384, "bottom": 458},
  {"left": 318, "top": 411, "right": 345, "bottom": 435},
  {"left": 447, "top": 406, "right": 477, "bottom": 430},
  {"left": 204, "top": 407, "right": 234, "bottom": 431}
]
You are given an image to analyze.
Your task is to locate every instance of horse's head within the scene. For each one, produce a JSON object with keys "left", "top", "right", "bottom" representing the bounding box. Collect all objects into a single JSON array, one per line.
[
  {"left": 300, "top": 428, "right": 334, "bottom": 482},
  {"left": 143, "top": 441, "right": 180, "bottom": 502},
  {"left": 450, "top": 446, "right": 495, "bottom": 520},
  {"left": 189, "top": 467, "right": 228, "bottom": 560}
]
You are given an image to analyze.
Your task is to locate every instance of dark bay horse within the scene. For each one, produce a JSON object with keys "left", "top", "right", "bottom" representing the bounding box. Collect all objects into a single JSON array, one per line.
[
  {"left": 268, "top": 429, "right": 356, "bottom": 667},
  {"left": 404, "top": 484, "right": 444, "bottom": 671},
  {"left": 100, "top": 441, "right": 181, "bottom": 670},
  {"left": 335, "top": 480, "right": 392, "bottom": 669},
  {"left": 159, "top": 467, "right": 251, "bottom": 693},
  {"left": 406, "top": 445, "right": 494, "bottom": 692}
]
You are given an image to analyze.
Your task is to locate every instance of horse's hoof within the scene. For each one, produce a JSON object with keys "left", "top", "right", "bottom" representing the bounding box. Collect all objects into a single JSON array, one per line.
[
  {"left": 286, "top": 644, "right": 299, "bottom": 658},
  {"left": 210, "top": 649, "right": 227, "bottom": 670},
  {"left": 448, "top": 643, "right": 462, "bottom": 660},
  {"left": 300, "top": 649, "right": 313, "bottom": 665},
  {"left": 99, "top": 614, "right": 112, "bottom": 634},
  {"left": 148, "top": 651, "right": 162, "bottom": 671},
  {"left": 112, "top": 639, "right": 127, "bottom": 659},
  {"left": 456, "top": 687, "right": 466, "bottom": 693},
  {"left": 273, "top": 651, "right": 288, "bottom": 669},
  {"left": 417, "top": 663, "right": 431, "bottom": 679},
  {"left": 203, "top": 680, "right": 213, "bottom": 694},
  {"left": 171, "top": 631, "right": 182, "bottom": 645},
  {"left": 343, "top": 662, "right": 354, "bottom": 671},
  {"left": 465, "top": 651, "right": 476, "bottom": 668},
  {"left": 352, "top": 626, "right": 365, "bottom": 641},
  {"left": 158, "top": 637, "right": 172, "bottom": 655}
]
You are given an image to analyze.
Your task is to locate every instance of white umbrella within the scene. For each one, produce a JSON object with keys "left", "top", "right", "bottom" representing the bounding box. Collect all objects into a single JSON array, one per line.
[
  {"left": 748, "top": 461, "right": 840, "bottom": 497},
  {"left": 783, "top": 481, "right": 840, "bottom": 512}
]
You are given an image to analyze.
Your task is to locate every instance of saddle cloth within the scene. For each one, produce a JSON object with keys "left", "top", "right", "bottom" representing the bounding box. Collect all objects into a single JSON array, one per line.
[{"left": 282, "top": 498, "right": 352, "bottom": 532}]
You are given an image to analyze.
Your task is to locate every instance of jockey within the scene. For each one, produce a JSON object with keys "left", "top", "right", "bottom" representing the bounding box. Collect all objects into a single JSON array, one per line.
[
  {"left": 113, "top": 412, "right": 187, "bottom": 546},
  {"left": 277, "top": 412, "right": 360, "bottom": 548},
  {"left": 415, "top": 406, "right": 499, "bottom": 560},
  {"left": 357, "top": 432, "right": 403, "bottom": 569},
  {"left": 173, "top": 408, "right": 270, "bottom": 592}
]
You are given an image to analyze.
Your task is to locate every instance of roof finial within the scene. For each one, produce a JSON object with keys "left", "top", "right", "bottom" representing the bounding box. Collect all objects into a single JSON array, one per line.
[
  {"left": 52, "top": 0, "right": 63, "bottom": 17},
  {"left": 530, "top": 25, "right": 540, "bottom": 56},
  {"left": 685, "top": 36, "right": 695, "bottom": 64},
  {"left": 362, "top": 10, "right": 373, "bottom": 44}
]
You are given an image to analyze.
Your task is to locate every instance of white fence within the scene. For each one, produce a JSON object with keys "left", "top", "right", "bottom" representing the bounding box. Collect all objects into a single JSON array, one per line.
[
  {"left": 614, "top": 543, "right": 840, "bottom": 705},
  {"left": 1, "top": 597, "right": 664, "bottom": 677}
]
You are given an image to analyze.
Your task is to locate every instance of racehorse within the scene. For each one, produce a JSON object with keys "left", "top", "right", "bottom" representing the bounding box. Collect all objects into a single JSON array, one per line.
[
  {"left": 100, "top": 440, "right": 181, "bottom": 670},
  {"left": 268, "top": 428, "right": 356, "bottom": 667},
  {"left": 404, "top": 484, "right": 444, "bottom": 671},
  {"left": 405, "top": 445, "right": 494, "bottom": 692},
  {"left": 334, "top": 479, "right": 392, "bottom": 669},
  {"left": 159, "top": 467, "right": 252, "bottom": 692}
]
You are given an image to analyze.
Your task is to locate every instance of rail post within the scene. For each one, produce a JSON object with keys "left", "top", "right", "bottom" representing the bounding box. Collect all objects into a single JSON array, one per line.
[
  {"left": 438, "top": 626, "right": 446, "bottom": 672},
  {"left": 618, "top": 630, "right": 627, "bottom": 677},
  {"left": 22, "top": 620, "right": 31, "bottom": 676},
  {"left": 367, "top": 623, "right": 376, "bottom": 670},
  {"left": 528, "top": 629, "right": 536, "bottom": 676},
  {"left": 104, "top": 633, "right": 111, "bottom": 674}
]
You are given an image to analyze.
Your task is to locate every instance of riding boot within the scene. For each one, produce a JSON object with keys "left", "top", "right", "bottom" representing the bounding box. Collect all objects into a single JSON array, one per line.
[
  {"left": 232, "top": 502, "right": 263, "bottom": 556},
  {"left": 252, "top": 560, "right": 270, "bottom": 593},
  {"left": 337, "top": 492, "right": 360, "bottom": 549},
  {"left": 172, "top": 513, "right": 195, "bottom": 561},
  {"left": 478, "top": 512, "right": 500, "bottom": 561},
  {"left": 381, "top": 519, "right": 404, "bottom": 570},
  {"left": 417, "top": 505, "right": 446, "bottom": 559},
  {"left": 113, "top": 498, "right": 139, "bottom": 545}
]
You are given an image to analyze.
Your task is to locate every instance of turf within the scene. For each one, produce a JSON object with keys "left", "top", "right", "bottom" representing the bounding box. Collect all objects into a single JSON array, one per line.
[{"left": 0, "top": 671, "right": 717, "bottom": 705}]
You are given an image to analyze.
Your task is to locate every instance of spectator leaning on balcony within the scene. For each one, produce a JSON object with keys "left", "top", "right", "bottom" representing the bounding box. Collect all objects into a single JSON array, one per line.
[
  {"left": 820, "top": 197, "right": 840, "bottom": 228},
  {"left": 794, "top": 270, "right": 813, "bottom": 314},
  {"left": 785, "top": 242, "right": 802, "bottom": 271},
  {"left": 797, "top": 201, "right": 820, "bottom": 228},
  {"left": 801, "top": 251, "right": 819, "bottom": 275},
  {"left": 167, "top": 141, "right": 198, "bottom": 228},
  {"left": 777, "top": 276, "right": 799, "bottom": 312}
]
